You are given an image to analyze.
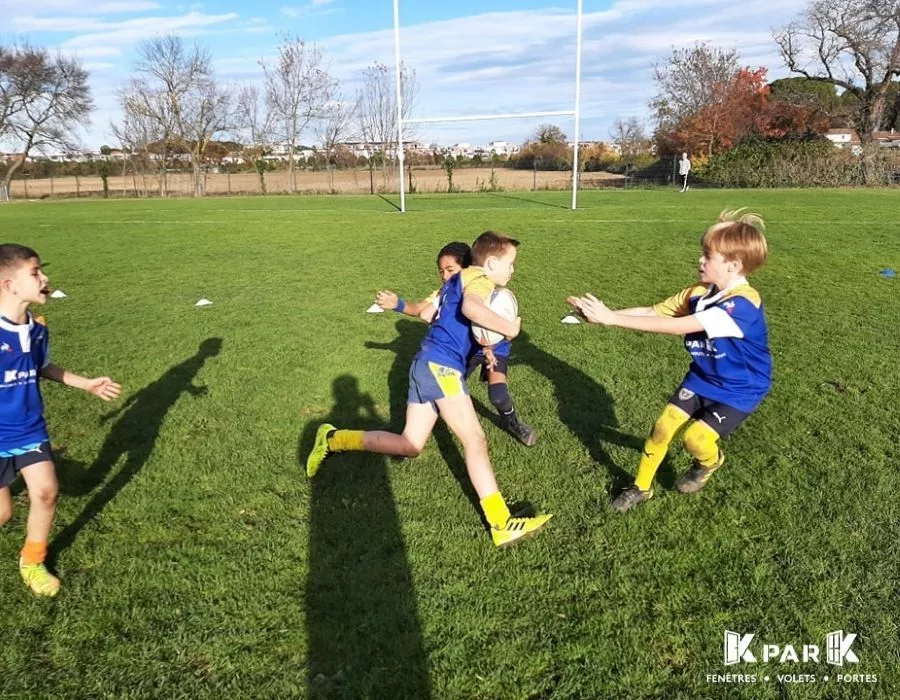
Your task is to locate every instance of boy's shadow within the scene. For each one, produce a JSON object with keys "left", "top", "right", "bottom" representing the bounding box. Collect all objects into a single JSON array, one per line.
[
  {"left": 511, "top": 330, "right": 649, "bottom": 492},
  {"left": 298, "top": 374, "right": 431, "bottom": 699},
  {"left": 365, "top": 319, "right": 481, "bottom": 514},
  {"left": 50, "top": 338, "right": 223, "bottom": 564}
]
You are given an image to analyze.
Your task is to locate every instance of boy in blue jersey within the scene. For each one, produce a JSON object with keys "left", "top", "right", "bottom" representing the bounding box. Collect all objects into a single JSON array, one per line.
[
  {"left": 307, "top": 231, "right": 552, "bottom": 547},
  {"left": 375, "top": 241, "right": 537, "bottom": 446},
  {"left": 0, "top": 244, "right": 121, "bottom": 595},
  {"left": 568, "top": 210, "right": 771, "bottom": 513}
]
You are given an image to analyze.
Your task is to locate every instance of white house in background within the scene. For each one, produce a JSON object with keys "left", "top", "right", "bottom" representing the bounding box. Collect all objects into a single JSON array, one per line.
[
  {"left": 488, "top": 141, "right": 517, "bottom": 156},
  {"left": 873, "top": 129, "right": 900, "bottom": 148},
  {"left": 447, "top": 143, "right": 476, "bottom": 158},
  {"left": 825, "top": 128, "right": 862, "bottom": 152}
]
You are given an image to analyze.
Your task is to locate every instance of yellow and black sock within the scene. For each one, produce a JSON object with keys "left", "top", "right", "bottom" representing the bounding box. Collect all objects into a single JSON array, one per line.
[
  {"left": 682, "top": 421, "right": 721, "bottom": 468},
  {"left": 634, "top": 404, "right": 691, "bottom": 491}
]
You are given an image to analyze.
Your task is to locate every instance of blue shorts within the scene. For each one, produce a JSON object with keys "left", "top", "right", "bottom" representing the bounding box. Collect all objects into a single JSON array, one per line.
[
  {"left": 0, "top": 441, "right": 53, "bottom": 489},
  {"left": 407, "top": 358, "right": 468, "bottom": 409},
  {"left": 466, "top": 352, "right": 510, "bottom": 381}
]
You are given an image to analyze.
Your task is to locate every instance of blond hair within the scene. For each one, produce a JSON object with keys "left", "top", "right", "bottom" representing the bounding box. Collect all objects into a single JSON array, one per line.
[{"left": 701, "top": 209, "right": 768, "bottom": 274}]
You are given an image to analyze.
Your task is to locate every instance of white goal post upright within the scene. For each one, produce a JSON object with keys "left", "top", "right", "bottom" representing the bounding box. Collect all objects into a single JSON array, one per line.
[{"left": 393, "top": 0, "right": 584, "bottom": 212}]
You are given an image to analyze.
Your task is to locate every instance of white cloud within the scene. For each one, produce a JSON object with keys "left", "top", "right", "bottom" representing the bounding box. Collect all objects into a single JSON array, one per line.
[
  {"left": 40, "top": 0, "right": 811, "bottom": 148},
  {"left": 280, "top": 0, "right": 339, "bottom": 19},
  {"left": 0, "top": 0, "right": 160, "bottom": 14},
  {"left": 83, "top": 61, "right": 116, "bottom": 71},
  {"left": 310, "top": 0, "right": 810, "bottom": 145},
  {"left": 57, "top": 12, "right": 241, "bottom": 49}
]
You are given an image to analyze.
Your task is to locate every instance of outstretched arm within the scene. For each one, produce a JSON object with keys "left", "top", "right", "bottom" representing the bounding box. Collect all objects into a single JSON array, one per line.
[
  {"left": 568, "top": 294, "right": 703, "bottom": 336},
  {"left": 41, "top": 363, "right": 122, "bottom": 401},
  {"left": 615, "top": 306, "right": 658, "bottom": 317},
  {"left": 375, "top": 290, "right": 430, "bottom": 317}
]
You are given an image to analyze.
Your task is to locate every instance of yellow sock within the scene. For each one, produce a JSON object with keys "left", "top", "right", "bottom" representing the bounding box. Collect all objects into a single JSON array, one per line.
[
  {"left": 683, "top": 421, "right": 721, "bottom": 468},
  {"left": 634, "top": 404, "right": 690, "bottom": 491},
  {"left": 328, "top": 429, "right": 364, "bottom": 452},
  {"left": 480, "top": 491, "right": 511, "bottom": 530},
  {"left": 21, "top": 539, "right": 48, "bottom": 566}
]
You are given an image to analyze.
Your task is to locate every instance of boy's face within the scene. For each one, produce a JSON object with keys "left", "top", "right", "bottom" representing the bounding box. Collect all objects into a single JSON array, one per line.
[
  {"left": 1, "top": 257, "right": 50, "bottom": 305},
  {"left": 699, "top": 247, "right": 740, "bottom": 286},
  {"left": 437, "top": 254, "right": 463, "bottom": 283},
  {"left": 483, "top": 245, "right": 517, "bottom": 287}
]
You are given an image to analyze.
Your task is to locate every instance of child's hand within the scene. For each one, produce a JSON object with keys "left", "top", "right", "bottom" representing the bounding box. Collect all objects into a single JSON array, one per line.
[
  {"left": 483, "top": 346, "right": 498, "bottom": 371},
  {"left": 568, "top": 294, "right": 614, "bottom": 325},
  {"left": 376, "top": 290, "right": 399, "bottom": 310},
  {"left": 85, "top": 377, "right": 122, "bottom": 401},
  {"left": 505, "top": 316, "right": 521, "bottom": 340}
]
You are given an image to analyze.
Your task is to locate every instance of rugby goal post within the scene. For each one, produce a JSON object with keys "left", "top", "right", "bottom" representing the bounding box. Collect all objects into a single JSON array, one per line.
[{"left": 393, "top": 0, "right": 584, "bottom": 212}]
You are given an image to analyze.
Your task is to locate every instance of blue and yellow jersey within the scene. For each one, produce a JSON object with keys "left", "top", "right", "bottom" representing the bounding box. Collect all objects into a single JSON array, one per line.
[
  {"left": 653, "top": 279, "right": 772, "bottom": 412},
  {"left": 0, "top": 313, "right": 51, "bottom": 454},
  {"left": 416, "top": 268, "right": 494, "bottom": 372},
  {"left": 425, "top": 287, "right": 512, "bottom": 359}
]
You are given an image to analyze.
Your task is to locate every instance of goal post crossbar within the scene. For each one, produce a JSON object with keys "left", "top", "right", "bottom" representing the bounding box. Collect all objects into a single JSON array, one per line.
[{"left": 393, "top": 0, "right": 584, "bottom": 212}]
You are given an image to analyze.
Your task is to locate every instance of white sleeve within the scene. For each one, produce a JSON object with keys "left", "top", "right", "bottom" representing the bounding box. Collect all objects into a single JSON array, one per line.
[{"left": 695, "top": 307, "right": 744, "bottom": 339}]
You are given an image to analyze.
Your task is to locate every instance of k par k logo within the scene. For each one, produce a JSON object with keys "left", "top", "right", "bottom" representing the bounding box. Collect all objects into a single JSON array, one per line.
[{"left": 724, "top": 631, "right": 858, "bottom": 666}]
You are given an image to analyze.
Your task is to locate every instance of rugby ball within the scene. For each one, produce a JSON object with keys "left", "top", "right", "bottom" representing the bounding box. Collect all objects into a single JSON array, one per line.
[{"left": 472, "top": 287, "right": 518, "bottom": 346}]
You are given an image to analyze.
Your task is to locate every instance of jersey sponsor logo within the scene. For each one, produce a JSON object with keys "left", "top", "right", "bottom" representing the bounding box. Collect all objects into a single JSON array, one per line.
[
  {"left": 0, "top": 343, "right": 11, "bottom": 353},
  {"left": 3, "top": 368, "right": 37, "bottom": 384},
  {"left": 723, "top": 300, "right": 736, "bottom": 315}
]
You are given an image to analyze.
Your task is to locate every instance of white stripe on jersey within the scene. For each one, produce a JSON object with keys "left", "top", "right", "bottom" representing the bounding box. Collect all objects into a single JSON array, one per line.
[{"left": 695, "top": 307, "right": 744, "bottom": 339}]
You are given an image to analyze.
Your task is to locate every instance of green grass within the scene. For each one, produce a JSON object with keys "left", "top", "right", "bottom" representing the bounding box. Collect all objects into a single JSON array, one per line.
[{"left": 0, "top": 189, "right": 898, "bottom": 699}]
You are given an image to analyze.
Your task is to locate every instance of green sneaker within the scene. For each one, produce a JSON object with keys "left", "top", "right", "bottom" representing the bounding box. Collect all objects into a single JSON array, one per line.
[
  {"left": 676, "top": 451, "right": 725, "bottom": 494},
  {"left": 19, "top": 558, "right": 60, "bottom": 597},
  {"left": 306, "top": 423, "right": 336, "bottom": 478}
]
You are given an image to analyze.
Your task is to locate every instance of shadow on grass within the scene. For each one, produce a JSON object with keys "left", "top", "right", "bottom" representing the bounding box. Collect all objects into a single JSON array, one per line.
[
  {"left": 487, "top": 191, "right": 569, "bottom": 210},
  {"left": 299, "top": 373, "right": 431, "bottom": 699},
  {"left": 50, "top": 338, "right": 223, "bottom": 565},
  {"left": 365, "top": 318, "right": 480, "bottom": 516},
  {"left": 376, "top": 193, "right": 402, "bottom": 212},
  {"left": 511, "top": 330, "right": 644, "bottom": 493}
]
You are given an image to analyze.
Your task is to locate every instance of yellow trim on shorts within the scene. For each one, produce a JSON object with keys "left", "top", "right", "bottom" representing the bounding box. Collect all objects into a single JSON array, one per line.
[{"left": 428, "top": 362, "right": 465, "bottom": 398}]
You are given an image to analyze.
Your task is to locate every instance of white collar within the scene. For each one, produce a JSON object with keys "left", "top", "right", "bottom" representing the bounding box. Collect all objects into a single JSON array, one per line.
[
  {"left": 706, "top": 276, "right": 747, "bottom": 301},
  {"left": 0, "top": 311, "right": 33, "bottom": 334}
]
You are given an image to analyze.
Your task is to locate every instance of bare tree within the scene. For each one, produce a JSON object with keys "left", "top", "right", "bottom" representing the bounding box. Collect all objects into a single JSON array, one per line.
[
  {"left": 0, "top": 46, "right": 24, "bottom": 143},
  {"left": 235, "top": 84, "right": 276, "bottom": 193},
  {"left": 355, "top": 61, "right": 417, "bottom": 188},
  {"left": 774, "top": 0, "right": 900, "bottom": 136},
  {"left": 262, "top": 35, "right": 336, "bottom": 192},
  {"left": 315, "top": 91, "right": 357, "bottom": 191},
  {"left": 114, "top": 80, "right": 172, "bottom": 196},
  {"left": 650, "top": 42, "right": 741, "bottom": 134},
  {"left": 111, "top": 98, "right": 166, "bottom": 196},
  {"left": 119, "top": 35, "right": 232, "bottom": 197},
  {"left": 0, "top": 44, "right": 92, "bottom": 198},
  {"left": 610, "top": 117, "right": 647, "bottom": 157}
]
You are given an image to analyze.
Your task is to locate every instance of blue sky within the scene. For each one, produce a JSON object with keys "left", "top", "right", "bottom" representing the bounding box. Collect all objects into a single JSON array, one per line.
[{"left": 1, "top": 0, "right": 811, "bottom": 150}]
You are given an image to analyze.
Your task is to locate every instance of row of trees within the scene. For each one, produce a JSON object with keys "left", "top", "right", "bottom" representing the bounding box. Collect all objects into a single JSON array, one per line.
[
  {"left": 114, "top": 34, "right": 418, "bottom": 196},
  {"left": 2, "top": 0, "right": 897, "bottom": 197},
  {"left": 1, "top": 35, "right": 418, "bottom": 198},
  {"left": 651, "top": 0, "right": 900, "bottom": 155}
]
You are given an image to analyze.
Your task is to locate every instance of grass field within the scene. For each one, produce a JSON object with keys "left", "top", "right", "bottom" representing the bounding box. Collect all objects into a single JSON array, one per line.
[{"left": 0, "top": 189, "right": 898, "bottom": 699}]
